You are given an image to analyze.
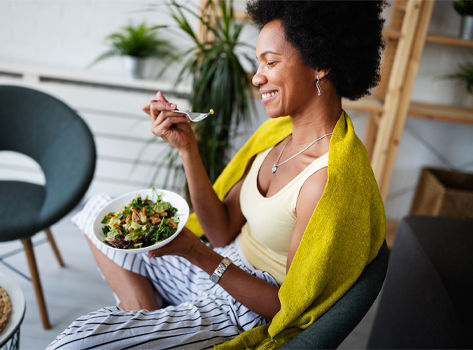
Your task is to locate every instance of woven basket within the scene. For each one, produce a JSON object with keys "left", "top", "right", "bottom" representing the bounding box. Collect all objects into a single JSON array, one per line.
[{"left": 410, "top": 167, "right": 473, "bottom": 220}]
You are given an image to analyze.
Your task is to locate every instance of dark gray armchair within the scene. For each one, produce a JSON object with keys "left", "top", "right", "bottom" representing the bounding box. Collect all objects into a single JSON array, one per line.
[
  {"left": 280, "top": 240, "right": 389, "bottom": 349},
  {"left": 367, "top": 216, "right": 473, "bottom": 349},
  {"left": 0, "top": 85, "right": 96, "bottom": 329}
]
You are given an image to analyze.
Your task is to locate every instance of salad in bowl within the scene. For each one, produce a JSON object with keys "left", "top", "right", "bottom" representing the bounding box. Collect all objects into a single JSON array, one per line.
[{"left": 93, "top": 188, "right": 189, "bottom": 254}]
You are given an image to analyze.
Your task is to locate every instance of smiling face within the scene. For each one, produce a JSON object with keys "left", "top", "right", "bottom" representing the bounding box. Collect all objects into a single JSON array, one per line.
[{"left": 253, "top": 19, "right": 318, "bottom": 118}]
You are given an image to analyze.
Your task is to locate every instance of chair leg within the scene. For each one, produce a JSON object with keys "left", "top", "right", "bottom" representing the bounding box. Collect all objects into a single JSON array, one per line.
[
  {"left": 45, "top": 228, "right": 65, "bottom": 267},
  {"left": 21, "top": 238, "right": 51, "bottom": 329}
]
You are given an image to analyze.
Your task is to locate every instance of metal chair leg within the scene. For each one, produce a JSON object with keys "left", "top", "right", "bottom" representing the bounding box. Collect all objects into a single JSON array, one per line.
[
  {"left": 21, "top": 238, "right": 51, "bottom": 329},
  {"left": 45, "top": 228, "right": 65, "bottom": 267}
]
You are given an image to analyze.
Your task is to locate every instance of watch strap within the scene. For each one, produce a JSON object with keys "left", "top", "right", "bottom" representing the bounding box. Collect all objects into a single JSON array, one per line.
[{"left": 210, "top": 257, "right": 232, "bottom": 283}]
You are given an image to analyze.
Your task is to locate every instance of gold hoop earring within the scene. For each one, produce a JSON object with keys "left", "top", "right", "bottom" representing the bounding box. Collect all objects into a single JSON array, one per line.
[{"left": 316, "top": 74, "right": 322, "bottom": 96}]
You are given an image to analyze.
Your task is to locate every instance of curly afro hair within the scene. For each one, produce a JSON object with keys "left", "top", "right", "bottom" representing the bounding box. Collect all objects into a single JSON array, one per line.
[{"left": 246, "top": 0, "right": 386, "bottom": 100}]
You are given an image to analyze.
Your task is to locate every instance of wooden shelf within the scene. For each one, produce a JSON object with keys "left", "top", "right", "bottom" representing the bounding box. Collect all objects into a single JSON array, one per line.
[
  {"left": 409, "top": 101, "right": 473, "bottom": 124},
  {"left": 426, "top": 34, "right": 473, "bottom": 48},
  {"left": 345, "top": 97, "right": 473, "bottom": 123},
  {"left": 343, "top": 96, "right": 473, "bottom": 125},
  {"left": 383, "top": 28, "right": 473, "bottom": 48},
  {"left": 342, "top": 95, "right": 384, "bottom": 114}
]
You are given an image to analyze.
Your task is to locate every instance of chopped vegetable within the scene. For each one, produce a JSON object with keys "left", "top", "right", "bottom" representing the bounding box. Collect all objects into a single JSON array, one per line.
[{"left": 101, "top": 188, "right": 179, "bottom": 249}]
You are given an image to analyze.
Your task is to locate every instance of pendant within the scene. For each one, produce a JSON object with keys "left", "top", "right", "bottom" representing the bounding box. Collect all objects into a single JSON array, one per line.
[{"left": 272, "top": 164, "right": 277, "bottom": 174}]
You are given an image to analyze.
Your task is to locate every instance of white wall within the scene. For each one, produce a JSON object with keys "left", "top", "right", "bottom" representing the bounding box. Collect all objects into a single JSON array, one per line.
[
  {"left": 0, "top": 0, "right": 472, "bottom": 220},
  {"left": 0, "top": 0, "right": 185, "bottom": 80}
]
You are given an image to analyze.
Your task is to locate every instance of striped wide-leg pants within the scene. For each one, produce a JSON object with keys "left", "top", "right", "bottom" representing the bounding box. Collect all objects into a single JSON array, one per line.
[{"left": 46, "top": 193, "right": 278, "bottom": 350}]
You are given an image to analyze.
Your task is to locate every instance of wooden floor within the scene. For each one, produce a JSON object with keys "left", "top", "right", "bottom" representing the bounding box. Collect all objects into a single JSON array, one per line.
[{"left": 0, "top": 208, "right": 381, "bottom": 350}]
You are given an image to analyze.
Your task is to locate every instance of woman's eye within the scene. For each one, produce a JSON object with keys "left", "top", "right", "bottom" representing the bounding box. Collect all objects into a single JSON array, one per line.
[{"left": 267, "top": 61, "right": 276, "bottom": 67}]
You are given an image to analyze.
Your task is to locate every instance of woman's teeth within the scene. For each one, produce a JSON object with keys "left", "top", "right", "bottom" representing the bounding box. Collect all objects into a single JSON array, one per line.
[{"left": 262, "top": 91, "right": 277, "bottom": 99}]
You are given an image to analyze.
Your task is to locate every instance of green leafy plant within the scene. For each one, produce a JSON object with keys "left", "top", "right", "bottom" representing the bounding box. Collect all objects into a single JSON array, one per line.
[
  {"left": 158, "top": 0, "right": 256, "bottom": 186},
  {"left": 444, "top": 62, "right": 473, "bottom": 93},
  {"left": 454, "top": 0, "right": 473, "bottom": 16},
  {"left": 90, "top": 21, "right": 175, "bottom": 65}
]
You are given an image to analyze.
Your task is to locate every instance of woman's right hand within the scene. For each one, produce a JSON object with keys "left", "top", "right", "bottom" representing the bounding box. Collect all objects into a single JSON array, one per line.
[{"left": 142, "top": 91, "right": 197, "bottom": 154}]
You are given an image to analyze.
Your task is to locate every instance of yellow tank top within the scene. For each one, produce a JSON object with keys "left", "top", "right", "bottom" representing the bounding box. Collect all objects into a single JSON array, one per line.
[{"left": 237, "top": 147, "right": 329, "bottom": 284}]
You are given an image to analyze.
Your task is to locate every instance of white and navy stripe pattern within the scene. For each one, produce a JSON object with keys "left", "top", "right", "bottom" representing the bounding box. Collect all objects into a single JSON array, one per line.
[{"left": 47, "top": 193, "right": 278, "bottom": 350}]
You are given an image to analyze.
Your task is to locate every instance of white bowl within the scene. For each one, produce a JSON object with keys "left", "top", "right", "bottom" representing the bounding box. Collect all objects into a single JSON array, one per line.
[{"left": 93, "top": 188, "right": 189, "bottom": 254}]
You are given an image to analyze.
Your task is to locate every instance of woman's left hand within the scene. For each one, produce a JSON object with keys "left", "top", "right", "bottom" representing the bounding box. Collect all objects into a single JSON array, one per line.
[{"left": 147, "top": 227, "right": 200, "bottom": 260}]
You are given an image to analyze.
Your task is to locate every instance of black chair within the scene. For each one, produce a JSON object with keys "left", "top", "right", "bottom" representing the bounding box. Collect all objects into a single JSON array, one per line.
[
  {"left": 367, "top": 216, "right": 473, "bottom": 349},
  {"left": 280, "top": 241, "right": 389, "bottom": 349},
  {"left": 0, "top": 85, "right": 96, "bottom": 329}
]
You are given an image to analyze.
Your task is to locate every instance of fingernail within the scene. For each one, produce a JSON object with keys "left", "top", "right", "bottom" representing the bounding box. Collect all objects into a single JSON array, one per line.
[{"left": 170, "top": 103, "right": 176, "bottom": 109}]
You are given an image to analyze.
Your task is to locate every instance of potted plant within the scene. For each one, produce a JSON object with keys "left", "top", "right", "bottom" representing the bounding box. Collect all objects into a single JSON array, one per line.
[
  {"left": 453, "top": 0, "right": 473, "bottom": 40},
  {"left": 153, "top": 0, "right": 256, "bottom": 190},
  {"left": 90, "top": 21, "right": 175, "bottom": 79}
]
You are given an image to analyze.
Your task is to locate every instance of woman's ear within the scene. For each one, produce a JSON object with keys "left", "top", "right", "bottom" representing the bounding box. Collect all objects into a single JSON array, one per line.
[{"left": 314, "top": 69, "right": 329, "bottom": 80}]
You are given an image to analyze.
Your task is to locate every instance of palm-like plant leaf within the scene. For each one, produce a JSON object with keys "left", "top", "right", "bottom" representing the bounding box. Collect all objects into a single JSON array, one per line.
[
  {"left": 162, "top": 0, "right": 256, "bottom": 189},
  {"left": 444, "top": 62, "right": 473, "bottom": 93}
]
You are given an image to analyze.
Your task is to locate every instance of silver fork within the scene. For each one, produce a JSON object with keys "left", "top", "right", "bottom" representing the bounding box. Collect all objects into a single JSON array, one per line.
[{"left": 173, "top": 109, "right": 214, "bottom": 122}]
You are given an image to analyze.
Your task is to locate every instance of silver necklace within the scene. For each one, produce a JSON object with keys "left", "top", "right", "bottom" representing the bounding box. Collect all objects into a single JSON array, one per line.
[{"left": 272, "top": 132, "right": 332, "bottom": 174}]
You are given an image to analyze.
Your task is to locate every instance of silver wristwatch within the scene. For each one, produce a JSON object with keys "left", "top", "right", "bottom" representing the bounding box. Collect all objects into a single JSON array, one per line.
[{"left": 210, "top": 257, "right": 232, "bottom": 283}]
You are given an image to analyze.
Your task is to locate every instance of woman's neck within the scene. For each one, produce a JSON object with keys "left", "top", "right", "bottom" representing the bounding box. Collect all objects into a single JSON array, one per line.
[{"left": 290, "top": 90, "right": 342, "bottom": 145}]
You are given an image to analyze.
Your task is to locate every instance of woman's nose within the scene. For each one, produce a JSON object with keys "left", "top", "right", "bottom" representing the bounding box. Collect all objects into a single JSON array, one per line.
[{"left": 252, "top": 68, "right": 266, "bottom": 87}]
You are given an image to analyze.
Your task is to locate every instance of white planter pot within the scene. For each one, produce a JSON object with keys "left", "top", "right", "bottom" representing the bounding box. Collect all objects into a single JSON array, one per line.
[
  {"left": 123, "top": 56, "right": 146, "bottom": 80},
  {"left": 460, "top": 16, "right": 473, "bottom": 40}
]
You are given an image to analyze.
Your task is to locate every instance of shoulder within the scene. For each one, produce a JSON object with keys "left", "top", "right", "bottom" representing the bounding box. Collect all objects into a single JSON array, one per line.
[{"left": 296, "top": 167, "right": 328, "bottom": 217}]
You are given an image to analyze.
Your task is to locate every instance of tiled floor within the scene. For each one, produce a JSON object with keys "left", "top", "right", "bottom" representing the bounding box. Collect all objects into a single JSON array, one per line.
[{"left": 0, "top": 209, "right": 380, "bottom": 350}]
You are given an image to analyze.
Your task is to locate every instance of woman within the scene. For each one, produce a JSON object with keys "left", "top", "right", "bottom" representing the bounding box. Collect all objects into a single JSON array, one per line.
[{"left": 48, "top": 1, "right": 386, "bottom": 349}]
